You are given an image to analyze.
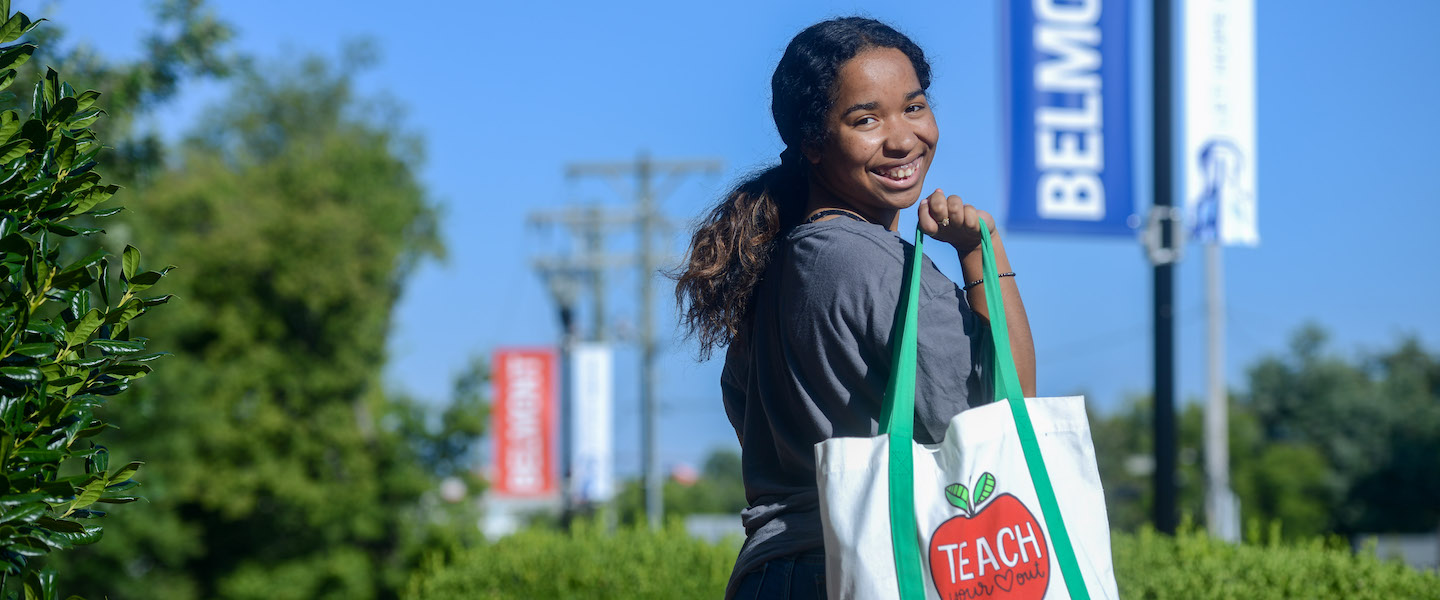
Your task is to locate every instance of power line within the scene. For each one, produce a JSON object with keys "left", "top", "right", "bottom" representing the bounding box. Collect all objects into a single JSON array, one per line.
[{"left": 561, "top": 151, "right": 723, "bottom": 530}]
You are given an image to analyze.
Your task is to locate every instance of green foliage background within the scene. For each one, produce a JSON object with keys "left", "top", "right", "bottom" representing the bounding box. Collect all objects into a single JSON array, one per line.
[
  {"left": 407, "top": 523, "right": 1440, "bottom": 599},
  {"left": 2, "top": 2, "right": 1435, "bottom": 599},
  {"left": 8, "top": 3, "right": 481, "bottom": 599},
  {"left": 60, "top": 55, "right": 449, "bottom": 600},
  {"left": 1091, "top": 325, "right": 1440, "bottom": 539}
]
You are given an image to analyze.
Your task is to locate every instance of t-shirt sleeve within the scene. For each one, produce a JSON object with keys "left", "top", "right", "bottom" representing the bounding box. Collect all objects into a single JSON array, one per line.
[{"left": 783, "top": 223, "right": 991, "bottom": 444}]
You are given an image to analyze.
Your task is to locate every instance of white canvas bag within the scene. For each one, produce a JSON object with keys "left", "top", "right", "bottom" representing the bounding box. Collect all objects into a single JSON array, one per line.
[{"left": 815, "top": 226, "right": 1120, "bottom": 600}]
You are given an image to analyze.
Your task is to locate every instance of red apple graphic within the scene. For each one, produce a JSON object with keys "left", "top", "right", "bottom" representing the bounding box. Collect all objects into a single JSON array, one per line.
[{"left": 927, "top": 473, "right": 1050, "bottom": 599}]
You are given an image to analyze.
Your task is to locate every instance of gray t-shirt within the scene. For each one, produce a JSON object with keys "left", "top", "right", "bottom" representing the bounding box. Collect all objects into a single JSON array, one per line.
[{"left": 721, "top": 217, "right": 992, "bottom": 598}]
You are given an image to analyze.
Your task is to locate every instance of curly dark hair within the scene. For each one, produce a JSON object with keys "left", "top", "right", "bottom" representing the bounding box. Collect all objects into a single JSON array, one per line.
[{"left": 673, "top": 17, "right": 932, "bottom": 359}]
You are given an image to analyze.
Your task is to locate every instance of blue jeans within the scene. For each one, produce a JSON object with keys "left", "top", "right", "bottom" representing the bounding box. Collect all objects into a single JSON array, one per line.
[{"left": 731, "top": 550, "right": 827, "bottom": 600}]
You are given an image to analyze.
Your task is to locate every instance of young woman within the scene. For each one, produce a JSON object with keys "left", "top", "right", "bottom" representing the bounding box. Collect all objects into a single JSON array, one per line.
[{"left": 673, "top": 17, "right": 1036, "bottom": 599}]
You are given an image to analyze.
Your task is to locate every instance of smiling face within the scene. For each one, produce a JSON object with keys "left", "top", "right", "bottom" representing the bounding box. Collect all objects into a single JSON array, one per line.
[{"left": 804, "top": 46, "right": 938, "bottom": 228}]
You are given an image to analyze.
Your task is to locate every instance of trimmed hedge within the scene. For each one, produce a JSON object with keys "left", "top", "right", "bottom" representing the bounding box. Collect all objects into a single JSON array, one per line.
[
  {"left": 1114, "top": 525, "right": 1439, "bottom": 599},
  {"left": 405, "top": 521, "right": 736, "bottom": 599},
  {"left": 407, "top": 523, "right": 1440, "bottom": 599}
]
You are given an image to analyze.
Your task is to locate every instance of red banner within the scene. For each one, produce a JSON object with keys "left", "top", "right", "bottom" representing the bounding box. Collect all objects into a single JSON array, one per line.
[{"left": 491, "top": 348, "right": 557, "bottom": 497}]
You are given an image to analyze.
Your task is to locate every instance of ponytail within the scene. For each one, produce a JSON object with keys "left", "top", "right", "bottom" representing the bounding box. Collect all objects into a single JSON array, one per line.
[{"left": 673, "top": 152, "right": 806, "bottom": 359}]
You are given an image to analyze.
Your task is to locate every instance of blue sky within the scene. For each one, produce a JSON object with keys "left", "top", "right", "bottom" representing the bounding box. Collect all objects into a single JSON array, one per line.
[{"left": 50, "top": 1, "right": 1440, "bottom": 475}]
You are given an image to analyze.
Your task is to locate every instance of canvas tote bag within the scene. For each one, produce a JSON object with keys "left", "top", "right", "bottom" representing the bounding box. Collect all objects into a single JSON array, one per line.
[{"left": 815, "top": 225, "right": 1119, "bottom": 600}]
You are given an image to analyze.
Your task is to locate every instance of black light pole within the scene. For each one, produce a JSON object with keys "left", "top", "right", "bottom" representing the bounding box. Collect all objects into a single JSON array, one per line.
[{"left": 1152, "top": 0, "right": 1178, "bottom": 535}]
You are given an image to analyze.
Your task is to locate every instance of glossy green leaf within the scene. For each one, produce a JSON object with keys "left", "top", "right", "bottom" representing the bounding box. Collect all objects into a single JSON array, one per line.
[
  {"left": 52, "top": 134, "right": 74, "bottom": 172},
  {"left": 73, "top": 90, "right": 99, "bottom": 112},
  {"left": 41, "top": 68, "right": 58, "bottom": 108},
  {"left": 23, "top": 567, "right": 56, "bottom": 600},
  {"left": 66, "top": 183, "right": 116, "bottom": 215},
  {"left": 0, "top": 12, "right": 34, "bottom": 45},
  {"left": 67, "top": 288, "right": 89, "bottom": 316},
  {"left": 95, "top": 496, "right": 136, "bottom": 504},
  {"left": 103, "top": 480, "right": 137, "bottom": 494},
  {"left": 18, "top": 116, "right": 42, "bottom": 147},
  {"left": 0, "top": 43, "right": 34, "bottom": 72},
  {"left": 88, "top": 339, "right": 144, "bottom": 354},
  {"left": 64, "top": 477, "right": 105, "bottom": 513},
  {"left": 108, "top": 461, "right": 141, "bottom": 484},
  {"left": 12, "top": 449, "right": 60, "bottom": 463},
  {"left": 11, "top": 543, "right": 44, "bottom": 557},
  {"left": 62, "top": 356, "right": 106, "bottom": 369},
  {"left": 0, "top": 502, "right": 42, "bottom": 524},
  {"left": 63, "top": 308, "right": 101, "bottom": 347},
  {"left": 0, "top": 109, "right": 19, "bottom": 138},
  {"left": 97, "top": 254, "right": 109, "bottom": 304},
  {"left": 945, "top": 483, "right": 969, "bottom": 512},
  {"left": 35, "top": 517, "right": 82, "bottom": 533},
  {"left": 26, "top": 75, "right": 41, "bottom": 122},
  {"left": 127, "top": 351, "right": 169, "bottom": 363},
  {"left": 103, "top": 364, "right": 151, "bottom": 377},
  {"left": 0, "top": 137, "right": 29, "bottom": 163},
  {"left": 973, "top": 472, "right": 996, "bottom": 508},
  {"left": 0, "top": 493, "right": 46, "bottom": 507},
  {"left": 84, "top": 382, "right": 127, "bottom": 396},
  {"left": 47, "top": 97, "right": 75, "bottom": 127},
  {"left": 84, "top": 446, "right": 107, "bottom": 474},
  {"left": 48, "top": 522, "right": 100, "bottom": 546},
  {"left": 65, "top": 108, "right": 102, "bottom": 131},
  {"left": 11, "top": 342, "right": 53, "bottom": 357},
  {"left": 0, "top": 365, "right": 41, "bottom": 381},
  {"left": 121, "top": 245, "right": 138, "bottom": 281},
  {"left": 66, "top": 509, "right": 105, "bottom": 520},
  {"left": 125, "top": 268, "right": 171, "bottom": 291}
]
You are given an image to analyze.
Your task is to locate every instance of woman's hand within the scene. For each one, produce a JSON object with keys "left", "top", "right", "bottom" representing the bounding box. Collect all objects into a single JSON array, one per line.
[{"left": 916, "top": 189, "right": 996, "bottom": 256}]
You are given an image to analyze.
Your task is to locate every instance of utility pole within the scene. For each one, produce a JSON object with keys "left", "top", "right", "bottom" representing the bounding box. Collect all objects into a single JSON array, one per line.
[
  {"left": 530, "top": 207, "right": 633, "bottom": 523},
  {"left": 1203, "top": 243, "right": 1238, "bottom": 541},
  {"left": 566, "top": 151, "right": 722, "bottom": 529},
  {"left": 1151, "top": 0, "right": 1179, "bottom": 536}
]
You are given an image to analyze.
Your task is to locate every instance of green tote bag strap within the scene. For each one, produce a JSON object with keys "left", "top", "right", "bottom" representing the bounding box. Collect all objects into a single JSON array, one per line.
[
  {"left": 879, "top": 225, "right": 1090, "bottom": 600},
  {"left": 975, "top": 223, "right": 1090, "bottom": 599},
  {"left": 878, "top": 228, "right": 926, "bottom": 600}
]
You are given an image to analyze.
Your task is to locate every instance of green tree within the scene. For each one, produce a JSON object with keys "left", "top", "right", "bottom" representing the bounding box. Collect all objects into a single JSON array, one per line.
[
  {"left": 1240, "top": 325, "right": 1440, "bottom": 534},
  {"left": 1094, "top": 325, "right": 1440, "bottom": 539},
  {"left": 50, "top": 51, "right": 454, "bottom": 600},
  {"left": 16, "top": 0, "right": 235, "bottom": 182}
]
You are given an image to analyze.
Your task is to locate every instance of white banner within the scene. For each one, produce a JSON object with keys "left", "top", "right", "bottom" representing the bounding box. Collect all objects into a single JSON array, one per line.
[
  {"left": 1184, "top": 0, "right": 1258, "bottom": 246},
  {"left": 570, "top": 343, "right": 614, "bottom": 503}
]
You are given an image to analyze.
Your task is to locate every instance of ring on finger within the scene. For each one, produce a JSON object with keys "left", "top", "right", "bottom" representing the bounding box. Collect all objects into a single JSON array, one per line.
[{"left": 940, "top": 217, "right": 950, "bottom": 227}]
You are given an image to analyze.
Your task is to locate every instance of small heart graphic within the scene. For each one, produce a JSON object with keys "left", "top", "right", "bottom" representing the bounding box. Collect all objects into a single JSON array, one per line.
[{"left": 994, "top": 571, "right": 1013, "bottom": 592}]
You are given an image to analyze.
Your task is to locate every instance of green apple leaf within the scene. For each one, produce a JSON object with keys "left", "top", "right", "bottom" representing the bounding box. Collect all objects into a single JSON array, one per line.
[
  {"left": 945, "top": 483, "right": 969, "bottom": 512},
  {"left": 973, "top": 472, "right": 996, "bottom": 507}
]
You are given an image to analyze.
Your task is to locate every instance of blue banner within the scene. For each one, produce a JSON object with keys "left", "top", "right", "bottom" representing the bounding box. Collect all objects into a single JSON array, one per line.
[{"left": 1004, "top": 0, "right": 1133, "bottom": 236}]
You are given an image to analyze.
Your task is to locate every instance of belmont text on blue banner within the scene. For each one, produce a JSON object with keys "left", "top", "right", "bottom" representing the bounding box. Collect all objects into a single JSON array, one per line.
[{"left": 1004, "top": 0, "right": 1133, "bottom": 236}]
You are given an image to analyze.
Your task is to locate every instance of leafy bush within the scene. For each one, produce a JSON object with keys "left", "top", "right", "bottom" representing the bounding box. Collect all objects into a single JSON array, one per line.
[
  {"left": 405, "top": 521, "right": 737, "bottom": 599},
  {"left": 1114, "top": 524, "right": 1440, "bottom": 599},
  {"left": 407, "top": 523, "right": 1440, "bottom": 599},
  {"left": 0, "top": 3, "right": 169, "bottom": 598}
]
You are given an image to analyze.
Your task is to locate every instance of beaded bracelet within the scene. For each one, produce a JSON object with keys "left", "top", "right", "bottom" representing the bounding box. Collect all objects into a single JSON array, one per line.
[{"left": 962, "top": 272, "right": 1015, "bottom": 291}]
